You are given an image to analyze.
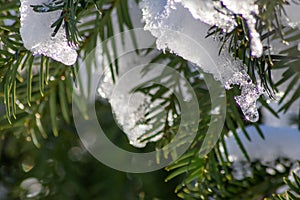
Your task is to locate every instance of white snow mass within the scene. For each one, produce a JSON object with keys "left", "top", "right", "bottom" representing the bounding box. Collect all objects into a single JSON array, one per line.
[
  {"left": 20, "top": 0, "right": 78, "bottom": 65},
  {"left": 140, "top": 0, "right": 264, "bottom": 122},
  {"left": 175, "top": 0, "right": 263, "bottom": 57}
]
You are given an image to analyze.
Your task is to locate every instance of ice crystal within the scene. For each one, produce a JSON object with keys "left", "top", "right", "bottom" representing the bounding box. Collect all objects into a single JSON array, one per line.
[
  {"left": 20, "top": 0, "right": 77, "bottom": 65},
  {"left": 224, "top": 71, "right": 264, "bottom": 122}
]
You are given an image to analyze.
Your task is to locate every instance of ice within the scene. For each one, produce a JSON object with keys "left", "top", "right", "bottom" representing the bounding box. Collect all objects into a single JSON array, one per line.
[
  {"left": 141, "top": 0, "right": 237, "bottom": 82},
  {"left": 140, "top": 0, "right": 264, "bottom": 122},
  {"left": 20, "top": 0, "right": 77, "bottom": 65},
  {"left": 224, "top": 71, "right": 265, "bottom": 122}
]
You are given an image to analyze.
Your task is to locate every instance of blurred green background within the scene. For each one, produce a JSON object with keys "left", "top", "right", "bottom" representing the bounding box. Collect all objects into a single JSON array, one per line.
[{"left": 0, "top": 100, "right": 181, "bottom": 200}]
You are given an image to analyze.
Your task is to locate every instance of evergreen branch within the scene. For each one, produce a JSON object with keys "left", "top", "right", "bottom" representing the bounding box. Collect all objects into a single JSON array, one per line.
[
  {"left": 0, "top": 0, "right": 299, "bottom": 199},
  {"left": 272, "top": 161, "right": 300, "bottom": 200},
  {"left": 174, "top": 156, "right": 292, "bottom": 200},
  {"left": 0, "top": 0, "right": 134, "bottom": 138}
]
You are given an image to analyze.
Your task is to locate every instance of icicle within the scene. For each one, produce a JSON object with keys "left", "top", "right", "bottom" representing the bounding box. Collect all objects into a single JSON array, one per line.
[
  {"left": 224, "top": 71, "right": 264, "bottom": 122},
  {"left": 20, "top": 0, "right": 77, "bottom": 65}
]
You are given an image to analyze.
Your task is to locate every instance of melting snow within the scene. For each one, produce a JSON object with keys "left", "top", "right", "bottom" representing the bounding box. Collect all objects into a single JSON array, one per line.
[{"left": 140, "top": 0, "right": 264, "bottom": 122}]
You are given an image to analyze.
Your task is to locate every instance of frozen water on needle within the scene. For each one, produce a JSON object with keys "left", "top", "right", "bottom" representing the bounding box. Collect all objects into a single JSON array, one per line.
[
  {"left": 140, "top": 0, "right": 264, "bottom": 122},
  {"left": 224, "top": 71, "right": 265, "bottom": 122},
  {"left": 20, "top": 0, "right": 77, "bottom": 65}
]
